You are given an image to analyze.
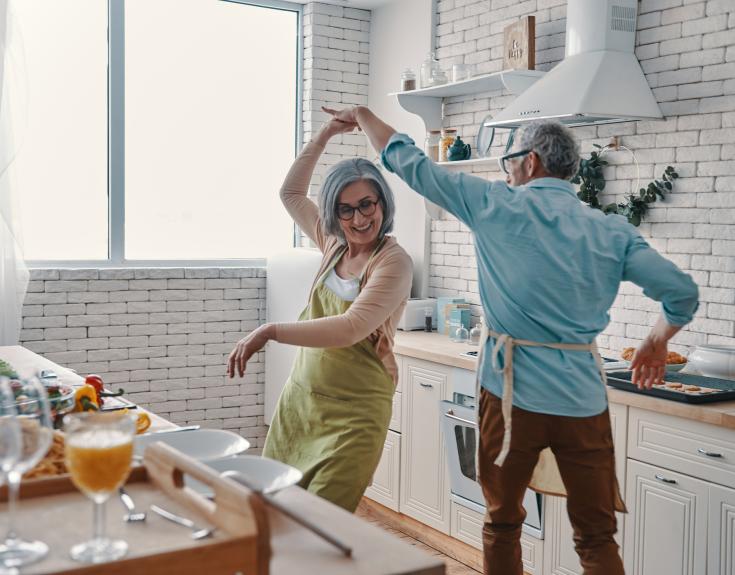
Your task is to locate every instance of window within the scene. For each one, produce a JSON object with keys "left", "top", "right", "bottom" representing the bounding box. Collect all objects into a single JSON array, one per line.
[{"left": 14, "top": 0, "right": 301, "bottom": 264}]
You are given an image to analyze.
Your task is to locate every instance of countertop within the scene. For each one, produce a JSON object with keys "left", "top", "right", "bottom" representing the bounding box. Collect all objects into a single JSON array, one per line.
[{"left": 394, "top": 331, "right": 735, "bottom": 432}]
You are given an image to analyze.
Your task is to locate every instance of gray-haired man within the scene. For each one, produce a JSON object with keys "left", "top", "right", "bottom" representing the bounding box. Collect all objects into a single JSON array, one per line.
[{"left": 325, "top": 106, "right": 699, "bottom": 574}]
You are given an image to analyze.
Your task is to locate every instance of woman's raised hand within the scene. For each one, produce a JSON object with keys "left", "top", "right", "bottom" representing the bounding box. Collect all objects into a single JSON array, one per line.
[{"left": 322, "top": 106, "right": 360, "bottom": 126}]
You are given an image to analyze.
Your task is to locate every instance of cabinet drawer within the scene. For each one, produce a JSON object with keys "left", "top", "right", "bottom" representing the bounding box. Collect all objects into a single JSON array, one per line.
[
  {"left": 389, "top": 391, "right": 401, "bottom": 433},
  {"left": 627, "top": 407, "right": 735, "bottom": 487},
  {"left": 449, "top": 502, "right": 543, "bottom": 574}
]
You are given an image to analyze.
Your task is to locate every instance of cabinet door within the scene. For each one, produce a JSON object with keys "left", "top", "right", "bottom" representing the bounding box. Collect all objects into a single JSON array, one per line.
[
  {"left": 709, "top": 483, "right": 735, "bottom": 575},
  {"left": 399, "top": 357, "right": 451, "bottom": 533},
  {"left": 543, "top": 404, "right": 627, "bottom": 575},
  {"left": 365, "top": 430, "right": 401, "bottom": 511},
  {"left": 624, "top": 459, "right": 708, "bottom": 575}
]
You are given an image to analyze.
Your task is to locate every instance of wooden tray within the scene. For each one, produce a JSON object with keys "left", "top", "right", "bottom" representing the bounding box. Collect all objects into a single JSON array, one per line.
[{"left": 0, "top": 443, "right": 270, "bottom": 574}]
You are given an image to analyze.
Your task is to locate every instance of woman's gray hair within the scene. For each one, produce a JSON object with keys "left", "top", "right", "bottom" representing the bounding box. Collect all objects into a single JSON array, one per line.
[
  {"left": 518, "top": 120, "right": 580, "bottom": 180},
  {"left": 319, "top": 158, "right": 396, "bottom": 243}
]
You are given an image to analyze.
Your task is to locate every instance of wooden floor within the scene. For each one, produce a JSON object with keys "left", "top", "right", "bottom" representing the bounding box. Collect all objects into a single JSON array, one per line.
[{"left": 356, "top": 507, "right": 481, "bottom": 575}]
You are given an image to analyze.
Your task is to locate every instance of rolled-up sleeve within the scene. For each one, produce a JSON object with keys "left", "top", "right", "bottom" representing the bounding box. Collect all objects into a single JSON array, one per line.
[
  {"left": 623, "top": 233, "right": 699, "bottom": 326},
  {"left": 381, "top": 133, "right": 491, "bottom": 228}
]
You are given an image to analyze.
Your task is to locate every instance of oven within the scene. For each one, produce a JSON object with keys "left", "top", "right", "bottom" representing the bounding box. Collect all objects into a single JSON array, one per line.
[{"left": 441, "top": 385, "right": 544, "bottom": 539}]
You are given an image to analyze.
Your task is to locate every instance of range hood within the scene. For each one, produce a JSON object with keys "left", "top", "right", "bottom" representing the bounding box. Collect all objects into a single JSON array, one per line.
[{"left": 486, "top": 0, "right": 663, "bottom": 129}]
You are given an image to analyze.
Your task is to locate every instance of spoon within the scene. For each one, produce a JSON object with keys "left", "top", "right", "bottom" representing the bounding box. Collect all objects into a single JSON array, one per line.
[
  {"left": 150, "top": 505, "right": 216, "bottom": 540},
  {"left": 119, "top": 487, "right": 146, "bottom": 522}
]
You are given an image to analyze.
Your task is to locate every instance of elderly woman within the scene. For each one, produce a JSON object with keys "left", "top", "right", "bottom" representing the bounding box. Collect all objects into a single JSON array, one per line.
[{"left": 227, "top": 115, "right": 412, "bottom": 512}]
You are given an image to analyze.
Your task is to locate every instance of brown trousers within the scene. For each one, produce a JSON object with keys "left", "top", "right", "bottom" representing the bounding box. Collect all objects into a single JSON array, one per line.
[{"left": 478, "top": 389, "right": 625, "bottom": 575}]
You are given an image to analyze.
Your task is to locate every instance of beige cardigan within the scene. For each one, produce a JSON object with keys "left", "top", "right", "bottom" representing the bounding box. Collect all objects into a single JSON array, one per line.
[{"left": 273, "top": 141, "right": 413, "bottom": 384}]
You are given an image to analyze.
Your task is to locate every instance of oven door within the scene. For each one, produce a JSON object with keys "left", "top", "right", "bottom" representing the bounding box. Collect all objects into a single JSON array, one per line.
[{"left": 441, "top": 399, "right": 544, "bottom": 538}]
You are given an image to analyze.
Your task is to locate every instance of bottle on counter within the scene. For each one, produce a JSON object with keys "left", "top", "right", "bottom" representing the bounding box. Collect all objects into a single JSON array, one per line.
[
  {"left": 424, "top": 307, "right": 434, "bottom": 332},
  {"left": 469, "top": 317, "right": 483, "bottom": 346},
  {"left": 451, "top": 323, "right": 469, "bottom": 343}
]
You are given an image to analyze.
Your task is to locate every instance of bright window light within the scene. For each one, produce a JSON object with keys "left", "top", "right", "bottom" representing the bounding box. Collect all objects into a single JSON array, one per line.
[
  {"left": 124, "top": 0, "right": 299, "bottom": 260},
  {"left": 13, "top": 0, "right": 108, "bottom": 260}
]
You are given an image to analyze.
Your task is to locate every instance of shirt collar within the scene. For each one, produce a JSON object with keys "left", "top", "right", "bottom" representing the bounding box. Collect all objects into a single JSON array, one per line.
[{"left": 524, "top": 177, "right": 577, "bottom": 198}]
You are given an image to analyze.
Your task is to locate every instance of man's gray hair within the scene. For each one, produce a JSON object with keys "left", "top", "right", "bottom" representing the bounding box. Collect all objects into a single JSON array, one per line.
[
  {"left": 518, "top": 120, "right": 580, "bottom": 180},
  {"left": 319, "top": 158, "right": 395, "bottom": 244}
]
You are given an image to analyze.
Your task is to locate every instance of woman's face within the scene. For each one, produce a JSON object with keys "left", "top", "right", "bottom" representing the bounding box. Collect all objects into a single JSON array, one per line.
[{"left": 336, "top": 180, "right": 384, "bottom": 248}]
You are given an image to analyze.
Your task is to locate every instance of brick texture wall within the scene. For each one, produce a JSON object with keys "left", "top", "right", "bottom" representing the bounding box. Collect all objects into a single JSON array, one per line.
[
  {"left": 20, "top": 268, "right": 268, "bottom": 448},
  {"left": 301, "top": 2, "right": 371, "bottom": 245},
  {"left": 430, "top": 0, "right": 735, "bottom": 356}
]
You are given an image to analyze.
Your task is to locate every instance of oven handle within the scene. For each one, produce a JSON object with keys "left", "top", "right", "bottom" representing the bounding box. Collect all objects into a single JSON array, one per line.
[{"left": 445, "top": 410, "right": 477, "bottom": 428}]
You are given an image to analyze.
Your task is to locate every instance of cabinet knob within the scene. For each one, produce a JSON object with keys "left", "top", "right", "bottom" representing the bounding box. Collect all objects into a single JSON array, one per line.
[
  {"left": 697, "top": 448, "right": 723, "bottom": 458},
  {"left": 654, "top": 474, "right": 677, "bottom": 485},
  {"left": 419, "top": 382, "right": 434, "bottom": 389}
]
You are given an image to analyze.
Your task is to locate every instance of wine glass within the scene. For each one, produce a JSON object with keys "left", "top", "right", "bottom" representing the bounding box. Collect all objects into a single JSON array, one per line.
[
  {"left": 0, "top": 378, "right": 21, "bottom": 487},
  {"left": 64, "top": 412, "right": 135, "bottom": 563},
  {"left": 0, "top": 377, "right": 53, "bottom": 569}
]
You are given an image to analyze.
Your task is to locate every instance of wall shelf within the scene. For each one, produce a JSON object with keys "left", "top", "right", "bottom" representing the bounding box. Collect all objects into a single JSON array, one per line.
[
  {"left": 436, "top": 156, "right": 500, "bottom": 167},
  {"left": 389, "top": 69, "right": 545, "bottom": 131}
]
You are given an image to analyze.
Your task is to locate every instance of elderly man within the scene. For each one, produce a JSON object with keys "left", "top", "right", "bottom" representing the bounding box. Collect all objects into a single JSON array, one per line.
[{"left": 325, "top": 106, "right": 699, "bottom": 575}]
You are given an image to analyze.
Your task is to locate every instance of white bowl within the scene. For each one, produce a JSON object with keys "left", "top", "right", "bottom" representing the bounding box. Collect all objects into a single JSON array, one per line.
[
  {"left": 665, "top": 363, "right": 687, "bottom": 373},
  {"left": 134, "top": 429, "right": 250, "bottom": 462},
  {"left": 185, "top": 455, "right": 303, "bottom": 496},
  {"left": 688, "top": 345, "right": 735, "bottom": 380}
]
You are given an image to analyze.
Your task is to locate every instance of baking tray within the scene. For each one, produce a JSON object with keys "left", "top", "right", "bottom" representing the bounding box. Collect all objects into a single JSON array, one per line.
[{"left": 607, "top": 370, "right": 735, "bottom": 404}]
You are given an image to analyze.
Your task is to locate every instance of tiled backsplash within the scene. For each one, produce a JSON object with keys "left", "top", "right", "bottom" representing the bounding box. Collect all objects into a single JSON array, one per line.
[{"left": 429, "top": 0, "right": 735, "bottom": 355}]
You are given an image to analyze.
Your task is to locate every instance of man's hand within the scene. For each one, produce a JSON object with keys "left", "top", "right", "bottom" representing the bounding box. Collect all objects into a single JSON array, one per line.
[
  {"left": 316, "top": 117, "right": 359, "bottom": 145},
  {"left": 629, "top": 336, "right": 667, "bottom": 390},
  {"left": 227, "top": 324, "right": 273, "bottom": 378},
  {"left": 322, "top": 105, "right": 361, "bottom": 125}
]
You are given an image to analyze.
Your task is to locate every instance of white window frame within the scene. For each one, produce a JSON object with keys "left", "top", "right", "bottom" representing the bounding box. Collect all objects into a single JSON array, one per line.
[{"left": 28, "top": 0, "right": 303, "bottom": 268}]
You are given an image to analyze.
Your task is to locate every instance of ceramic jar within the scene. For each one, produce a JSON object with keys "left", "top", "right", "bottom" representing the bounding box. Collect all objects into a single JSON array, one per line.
[{"left": 687, "top": 345, "right": 735, "bottom": 380}]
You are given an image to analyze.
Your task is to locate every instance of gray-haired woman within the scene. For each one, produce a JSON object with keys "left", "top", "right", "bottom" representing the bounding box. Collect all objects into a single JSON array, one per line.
[{"left": 227, "top": 115, "right": 412, "bottom": 512}]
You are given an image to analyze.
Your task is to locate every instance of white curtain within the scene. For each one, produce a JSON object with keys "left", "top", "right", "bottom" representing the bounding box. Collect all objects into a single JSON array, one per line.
[{"left": 0, "top": 0, "right": 29, "bottom": 345}]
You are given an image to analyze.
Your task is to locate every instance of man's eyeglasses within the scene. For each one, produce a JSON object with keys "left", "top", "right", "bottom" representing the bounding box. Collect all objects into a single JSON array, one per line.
[
  {"left": 336, "top": 199, "right": 380, "bottom": 221},
  {"left": 498, "top": 149, "right": 532, "bottom": 175}
]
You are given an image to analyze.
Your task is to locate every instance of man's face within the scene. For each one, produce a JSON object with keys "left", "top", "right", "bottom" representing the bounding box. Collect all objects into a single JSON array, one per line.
[{"left": 505, "top": 150, "right": 533, "bottom": 186}]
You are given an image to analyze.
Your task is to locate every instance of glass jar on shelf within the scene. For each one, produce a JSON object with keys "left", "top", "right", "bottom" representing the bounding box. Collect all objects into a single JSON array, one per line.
[
  {"left": 420, "top": 52, "right": 440, "bottom": 88},
  {"left": 431, "top": 67, "right": 448, "bottom": 86},
  {"left": 424, "top": 130, "right": 441, "bottom": 162},
  {"left": 439, "top": 128, "right": 457, "bottom": 163},
  {"left": 400, "top": 68, "right": 416, "bottom": 91}
]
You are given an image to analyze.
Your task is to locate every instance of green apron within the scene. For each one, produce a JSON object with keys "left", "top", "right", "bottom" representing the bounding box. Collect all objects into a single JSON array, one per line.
[{"left": 263, "top": 241, "right": 394, "bottom": 512}]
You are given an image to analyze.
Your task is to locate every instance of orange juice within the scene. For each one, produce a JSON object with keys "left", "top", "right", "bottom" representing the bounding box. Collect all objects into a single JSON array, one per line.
[{"left": 65, "top": 430, "right": 133, "bottom": 496}]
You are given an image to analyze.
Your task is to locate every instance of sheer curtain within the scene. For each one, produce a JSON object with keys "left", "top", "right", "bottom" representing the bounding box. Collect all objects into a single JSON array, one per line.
[{"left": 0, "top": 0, "right": 29, "bottom": 346}]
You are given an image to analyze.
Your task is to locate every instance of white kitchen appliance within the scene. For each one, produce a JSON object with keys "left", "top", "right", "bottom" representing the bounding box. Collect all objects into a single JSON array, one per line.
[
  {"left": 441, "top": 368, "right": 544, "bottom": 538},
  {"left": 265, "top": 248, "right": 323, "bottom": 424},
  {"left": 397, "top": 297, "right": 436, "bottom": 331},
  {"left": 487, "top": 0, "right": 662, "bottom": 128}
]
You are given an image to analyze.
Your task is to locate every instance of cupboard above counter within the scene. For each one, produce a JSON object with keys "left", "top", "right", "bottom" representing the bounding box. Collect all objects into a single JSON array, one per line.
[{"left": 388, "top": 69, "right": 545, "bottom": 131}]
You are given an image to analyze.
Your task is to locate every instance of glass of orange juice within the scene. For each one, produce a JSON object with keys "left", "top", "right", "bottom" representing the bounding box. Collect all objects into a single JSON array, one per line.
[{"left": 64, "top": 412, "right": 135, "bottom": 563}]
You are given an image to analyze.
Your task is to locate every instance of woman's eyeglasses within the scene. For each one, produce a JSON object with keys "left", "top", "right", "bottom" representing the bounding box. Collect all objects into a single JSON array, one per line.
[
  {"left": 498, "top": 149, "right": 532, "bottom": 175},
  {"left": 337, "top": 199, "right": 380, "bottom": 221}
]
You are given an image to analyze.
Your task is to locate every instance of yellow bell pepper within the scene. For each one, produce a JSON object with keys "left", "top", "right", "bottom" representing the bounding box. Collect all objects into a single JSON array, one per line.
[
  {"left": 74, "top": 384, "right": 99, "bottom": 412},
  {"left": 135, "top": 412, "right": 151, "bottom": 434}
]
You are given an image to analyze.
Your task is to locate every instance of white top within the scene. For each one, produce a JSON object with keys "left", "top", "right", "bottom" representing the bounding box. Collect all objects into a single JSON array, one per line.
[{"left": 324, "top": 268, "right": 360, "bottom": 302}]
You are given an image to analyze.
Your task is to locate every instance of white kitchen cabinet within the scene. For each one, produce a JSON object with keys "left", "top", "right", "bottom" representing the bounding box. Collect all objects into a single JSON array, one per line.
[
  {"left": 624, "top": 459, "right": 708, "bottom": 575},
  {"left": 708, "top": 483, "right": 735, "bottom": 575},
  {"left": 542, "top": 402, "right": 628, "bottom": 575},
  {"left": 365, "top": 430, "right": 401, "bottom": 511},
  {"left": 399, "top": 356, "right": 452, "bottom": 533}
]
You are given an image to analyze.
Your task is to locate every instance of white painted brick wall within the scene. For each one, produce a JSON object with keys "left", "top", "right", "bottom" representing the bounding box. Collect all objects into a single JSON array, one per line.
[
  {"left": 300, "top": 3, "right": 371, "bottom": 247},
  {"left": 430, "top": 0, "right": 735, "bottom": 355},
  {"left": 20, "top": 268, "right": 268, "bottom": 450}
]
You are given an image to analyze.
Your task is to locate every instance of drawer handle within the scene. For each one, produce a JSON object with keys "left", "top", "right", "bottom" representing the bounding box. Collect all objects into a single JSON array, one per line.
[
  {"left": 697, "top": 448, "right": 723, "bottom": 458},
  {"left": 445, "top": 410, "right": 476, "bottom": 427},
  {"left": 654, "top": 474, "right": 677, "bottom": 485},
  {"left": 419, "top": 382, "right": 434, "bottom": 389}
]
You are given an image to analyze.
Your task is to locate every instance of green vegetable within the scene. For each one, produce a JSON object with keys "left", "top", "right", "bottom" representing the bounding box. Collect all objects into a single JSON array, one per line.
[{"left": 0, "top": 359, "right": 19, "bottom": 379}]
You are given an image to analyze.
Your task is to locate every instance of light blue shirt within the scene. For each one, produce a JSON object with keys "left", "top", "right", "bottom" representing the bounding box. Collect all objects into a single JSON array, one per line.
[{"left": 382, "top": 133, "right": 699, "bottom": 417}]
